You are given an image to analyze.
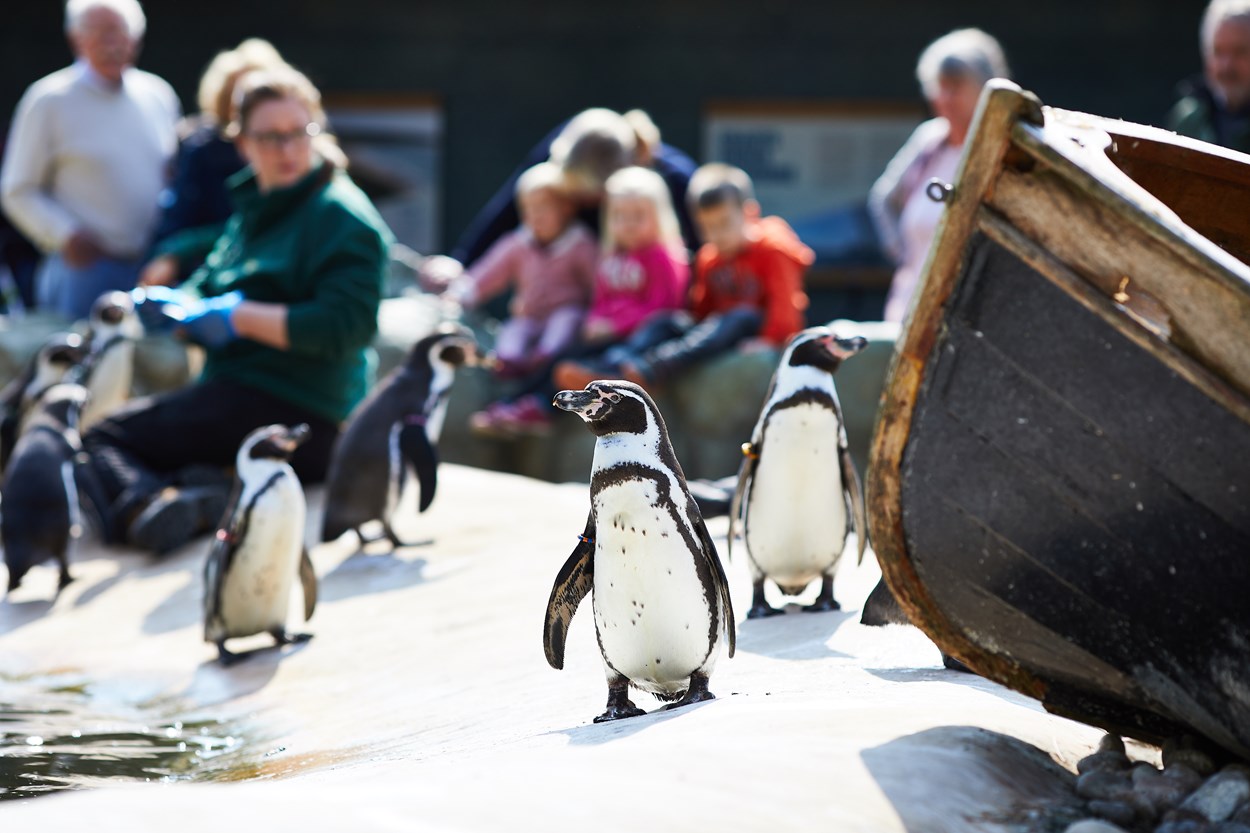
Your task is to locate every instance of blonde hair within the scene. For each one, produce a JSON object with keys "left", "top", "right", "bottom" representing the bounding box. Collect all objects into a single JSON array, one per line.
[
  {"left": 551, "top": 108, "right": 637, "bottom": 196},
  {"left": 916, "top": 28, "right": 1010, "bottom": 100},
  {"left": 230, "top": 67, "right": 348, "bottom": 169},
  {"left": 196, "top": 39, "right": 286, "bottom": 127},
  {"left": 687, "top": 163, "right": 755, "bottom": 211},
  {"left": 600, "top": 166, "right": 683, "bottom": 255},
  {"left": 514, "top": 161, "right": 568, "bottom": 198},
  {"left": 623, "top": 109, "right": 661, "bottom": 166}
]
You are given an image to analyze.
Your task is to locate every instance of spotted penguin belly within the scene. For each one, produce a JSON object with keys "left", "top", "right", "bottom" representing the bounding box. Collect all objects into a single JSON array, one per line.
[
  {"left": 591, "top": 480, "right": 717, "bottom": 696},
  {"left": 219, "top": 480, "right": 305, "bottom": 638},
  {"left": 745, "top": 404, "right": 847, "bottom": 589}
]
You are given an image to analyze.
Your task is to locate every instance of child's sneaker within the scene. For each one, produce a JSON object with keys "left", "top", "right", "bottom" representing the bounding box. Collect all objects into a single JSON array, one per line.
[{"left": 497, "top": 395, "right": 552, "bottom": 436}]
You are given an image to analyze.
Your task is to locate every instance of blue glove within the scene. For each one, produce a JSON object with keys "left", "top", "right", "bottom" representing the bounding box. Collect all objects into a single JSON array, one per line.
[
  {"left": 130, "top": 286, "right": 196, "bottom": 334},
  {"left": 175, "top": 291, "right": 243, "bottom": 349}
]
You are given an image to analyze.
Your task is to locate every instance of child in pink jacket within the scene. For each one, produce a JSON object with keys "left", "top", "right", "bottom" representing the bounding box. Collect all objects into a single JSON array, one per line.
[
  {"left": 449, "top": 162, "right": 598, "bottom": 376},
  {"left": 471, "top": 166, "right": 688, "bottom": 435}
]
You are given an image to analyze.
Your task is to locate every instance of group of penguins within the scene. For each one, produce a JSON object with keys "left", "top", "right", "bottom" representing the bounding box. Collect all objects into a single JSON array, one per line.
[{"left": 2, "top": 301, "right": 916, "bottom": 721}]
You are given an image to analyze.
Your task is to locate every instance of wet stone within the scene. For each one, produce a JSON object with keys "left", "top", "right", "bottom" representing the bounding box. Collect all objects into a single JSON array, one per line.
[
  {"left": 1064, "top": 820, "right": 1131, "bottom": 833},
  {"left": 1079, "top": 751, "right": 1133, "bottom": 775},
  {"left": 1163, "top": 737, "right": 1218, "bottom": 778},
  {"left": 1078, "top": 769, "right": 1132, "bottom": 801},
  {"left": 1159, "top": 806, "right": 1216, "bottom": 833},
  {"left": 1087, "top": 799, "right": 1137, "bottom": 827},
  {"left": 1212, "top": 823, "right": 1250, "bottom": 833},
  {"left": 1164, "top": 763, "right": 1208, "bottom": 794},
  {"left": 1180, "top": 770, "right": 1250, "bottom": 823}
]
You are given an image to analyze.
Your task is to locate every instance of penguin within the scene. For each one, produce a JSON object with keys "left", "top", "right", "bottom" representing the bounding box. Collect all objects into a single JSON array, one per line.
[
  {"left": 728, "top": 327, "right": 869, "bottom": 619},
  {"left": 0, "top": 332, "right": 87, "bottom": 472},
  {"left": 76, "top": 291, "right": 143, "bottom": 431},
  {"left": 320, "top": 324, "right": 480, "bottom": 548},
  {"left": 545, "top": 380, "right": 736, "bottom": 723},
  {"left": 2, "top": 383, "right": 88, "bottom": 594},
  {"left": 204, "top": 424, "right": 318, "bottom": 665}
]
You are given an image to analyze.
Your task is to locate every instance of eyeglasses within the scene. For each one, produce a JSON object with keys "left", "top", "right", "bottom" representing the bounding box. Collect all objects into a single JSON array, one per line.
[{"left": 247, "top": 122, "right": 322, "bottom": 149}]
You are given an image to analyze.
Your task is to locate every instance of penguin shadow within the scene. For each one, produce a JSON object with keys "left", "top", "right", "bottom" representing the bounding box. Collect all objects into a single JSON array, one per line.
[
  {"left": 554, "top": 699, "right": 716, "bottom": 747},
  {"left": 317, "top": 544, "right": 433, "bottom": 604},
  {"left": 734, "top": 605, "right": 856, "bottom": 662},
  {"left": 140, "top": 572, "right": 203, "bottom": 635},
  {"left": 0, "top": 595, "right": 56, "bottom": 632},
  {"left": 863, "top": 665, "right": 1028, "bottom": 706},
  {"left": 186, "top": 643, "right": 304, "bottom": 705}
]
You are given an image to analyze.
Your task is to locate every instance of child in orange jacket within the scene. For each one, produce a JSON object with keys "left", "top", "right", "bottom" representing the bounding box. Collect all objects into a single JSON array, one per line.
[{"left": 555, "top": 163, "right": 811, "bottom": 389}]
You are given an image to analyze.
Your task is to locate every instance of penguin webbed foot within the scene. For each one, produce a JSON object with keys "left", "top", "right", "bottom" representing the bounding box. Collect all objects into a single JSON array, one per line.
[
  {"left": 747, "top": 580, "right": 785, "bottom": 619},
  {"left": 662, "top": 672, "right": 715, "bottom": 711},
  {"left": 215, "top": 642, "right": 242, "bottom": 667},
  {"left": 595, "top": 677, "right": 646, "bottom": 723},
  {"left": 802, "top": 576, "right": 840, "bottom": 613},
  {"left": 382, "top": 524, "right": 427, "bottom": 550},
  {"left": 270, "top": 627, "right": 313, "bottom": 647}
]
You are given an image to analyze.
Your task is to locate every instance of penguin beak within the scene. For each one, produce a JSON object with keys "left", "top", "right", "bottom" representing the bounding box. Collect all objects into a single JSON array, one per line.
[
  {"left": 278, "top": 423, "right": 311, "bottom": 453},
  {"left": 826, "top": 334, "right": 868, "bottom": 360},
  {"left": 553, "top": 388, "right": 599, "bottom": 414}
]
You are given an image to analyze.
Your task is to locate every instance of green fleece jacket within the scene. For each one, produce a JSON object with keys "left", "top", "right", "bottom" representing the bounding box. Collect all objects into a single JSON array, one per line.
[{"left": 177, "top": 163, "right": 392, "bottom": 422}]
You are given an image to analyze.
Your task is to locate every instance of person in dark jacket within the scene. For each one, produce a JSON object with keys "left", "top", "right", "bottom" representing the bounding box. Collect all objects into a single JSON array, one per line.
[
  {"left": 1167, "top": 0, "right": 1250, "bottom": 153},
  {"left": 419, "top": 108, "right": 697, "bottom": 289},
  {"left": 141, "top": 38, "right": 287, "bottom": 286},
  {"left": 84, "top": 66, "right": 393, "bottom": 555}
]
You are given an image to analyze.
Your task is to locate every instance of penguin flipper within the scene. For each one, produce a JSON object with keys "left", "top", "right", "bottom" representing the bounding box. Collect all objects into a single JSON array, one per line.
[
  {"left": 299, "top": 548, "right": 317, "bottom": 621},
  {"left": 543, "top": 515, "right": 596, "bottom": 670},
  {"left": 839, "top": 444, "right": 868, "bottom": 565},
  {"left": 727, "top": 447, "right": 758, "bottom": 563},
  {"left": 203, "top": 480, "right": 245, "bottom": 639},
  {"left": 399, "top": 420, "right": 438, "bottom": 513},
  {"left": 693, "top": 512, "right": 736, "bottom": 659}
]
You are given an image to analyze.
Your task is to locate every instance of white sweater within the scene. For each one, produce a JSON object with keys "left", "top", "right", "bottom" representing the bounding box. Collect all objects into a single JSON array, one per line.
[{"left": 1, "top": 62, "right": 180, "bottom": 259}]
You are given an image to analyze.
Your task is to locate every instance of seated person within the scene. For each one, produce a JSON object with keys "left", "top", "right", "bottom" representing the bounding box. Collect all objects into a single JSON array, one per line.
[
  {"left": 555, "top": 163, "right": 811, "bottom": 390},
  {"left": 470, "top": 165, "right": 688, "bottom": 435},
  {"left": 443, "top": 161, "right": 597, "bottom": 378},
  {"left": 82, "top": 67, "right": 392, "bottom": 555}
]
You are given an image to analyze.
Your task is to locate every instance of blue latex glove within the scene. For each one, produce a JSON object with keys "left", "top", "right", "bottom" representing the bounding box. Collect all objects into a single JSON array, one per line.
[
  {"left": 175, "top": 291, "right": 243, "bottom": 349},
  {"left": 130, "top": 286, "right": 197, "bottom": 335}
]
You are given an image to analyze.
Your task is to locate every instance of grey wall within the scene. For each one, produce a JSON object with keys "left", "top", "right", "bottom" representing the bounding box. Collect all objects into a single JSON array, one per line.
[{"left": 0, "top": 1, "right": 1210, "bottom": 250}]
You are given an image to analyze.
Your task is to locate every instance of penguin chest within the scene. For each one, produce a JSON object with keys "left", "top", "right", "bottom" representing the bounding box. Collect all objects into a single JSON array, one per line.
[
  {"left": 745, "top": 404, "right": 847, "bottom": 588},
  {"left": 591, "top": 481, "right": 715, "bottom": 694},
  {"left": 82, "top": 344, "right": 134, "bottom": 428},
  {"left": 219, "top": 478, "right": 305, "bottom": 637}
]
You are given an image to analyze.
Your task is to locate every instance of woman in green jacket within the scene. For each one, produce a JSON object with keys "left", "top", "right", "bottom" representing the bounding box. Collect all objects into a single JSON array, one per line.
[{"left": 84, "top": 67, "right": 393, "bottom": 555}]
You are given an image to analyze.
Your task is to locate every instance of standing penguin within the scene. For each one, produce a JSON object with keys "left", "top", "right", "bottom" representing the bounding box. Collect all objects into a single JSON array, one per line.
[
  {"left": 204, "top": 424, "right": 318, "bottom": 665},
  {"left": 546, "top": 381, "right": 736, "bottom": 722},
  {"left": 2, "top": 383, "right": 88, "bottom": 594},
  {"left": 729, "top": 327, "right": 869, "bottom": 619},
  {"left": 77, "top": 291, "right": 143, "bottom": 431},
  {"left": 320, "top": 324, "right": 480, "bottom": 548},
  {"left": 0, "top": 333, "right": 87, "bottom": 471}
]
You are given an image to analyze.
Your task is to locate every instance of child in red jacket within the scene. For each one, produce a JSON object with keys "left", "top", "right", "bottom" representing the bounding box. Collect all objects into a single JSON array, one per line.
[{"left": 556, "top": 163, "right": 811, "bottom": 389}]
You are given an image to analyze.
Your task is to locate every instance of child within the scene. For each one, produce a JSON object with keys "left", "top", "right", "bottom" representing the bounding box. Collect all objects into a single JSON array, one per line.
[
  {"left": 447, "top": 162, "right": 597, "bottom": 377},
  {"left": 471, "top": 166, "right": 688, "bottom": 435},
  {"left": 554, "top": 163, "right": 812, "bottom": 390}
]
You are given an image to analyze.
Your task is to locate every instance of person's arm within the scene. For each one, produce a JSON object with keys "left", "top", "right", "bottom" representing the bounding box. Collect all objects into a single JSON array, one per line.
[
  {"left": 0, "top": 91, "right": 80, "bottom": 254},
  {"left": 142, "top": 222, "right": 227, "bottom": 285},
  {"left": 460, "top": 230, "right": 522, "bottom": 306},
  {"left": 867, "top": 118, "right": 946, "bottom": 266},
  {"left": 756, "top": 248, "right": 810, "bottom": 345},
  {"left": 231, "top": 300, "right": 289, "bottom": 349}
]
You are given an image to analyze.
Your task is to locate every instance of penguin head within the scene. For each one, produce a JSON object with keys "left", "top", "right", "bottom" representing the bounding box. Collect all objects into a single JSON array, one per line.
[
  {"left": 28, "top": 333, "right": 88, "bottom": 400},
  {"left": 409, "top": 323, "right": 481, "bottom": 372},
  {"left": 241, "top": 423, "right": 310, "bottom": 463},
  {"left": 785, "top": 327, "right": 868, "bottom": 374},
  {"left": 553, "top": 380, "right": 654, "bottom": 437},
  {"left": 88, "top": 291, "right": 143, "bottom": 339},
  {"left": 30, "top": 383, "right": 88, "bottom": 432}
]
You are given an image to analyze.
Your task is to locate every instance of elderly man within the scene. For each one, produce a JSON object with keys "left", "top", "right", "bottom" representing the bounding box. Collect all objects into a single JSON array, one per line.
[
  {"left": 1169, "top": 0, "right": 1250, "bottom": 153},
  {"left": 0, "top": 0, "right": 179, "bottom": 319}
]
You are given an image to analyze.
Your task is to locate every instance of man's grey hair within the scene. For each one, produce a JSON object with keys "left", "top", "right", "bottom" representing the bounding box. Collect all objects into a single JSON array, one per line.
[
  {"left": 915, "top": 28, "right": 1010, "bottom": 100},
  {"left": 1202, "top": 0, "right": 1250, "bottom": 56},
  {"left": 65, "top": 0, "right": 146, "bottom": 39}
]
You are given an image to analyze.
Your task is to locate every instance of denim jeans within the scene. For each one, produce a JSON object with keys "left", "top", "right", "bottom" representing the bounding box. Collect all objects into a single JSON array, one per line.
[{"left": 37, "top": 253, "right": 142, "bottom": 320}]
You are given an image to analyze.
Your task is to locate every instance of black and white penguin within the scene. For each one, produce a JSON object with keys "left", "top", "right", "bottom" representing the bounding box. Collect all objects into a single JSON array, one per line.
[
  {"left": 77, "top": 291, "right": 143, "bottom": 431},
  {"left": 204, "top": 424, "right": 318, "bottom": 665},
  {"left": 0, "top": 333, "right": 87, "bottom": 472},
  {"left": 729, "top": 327, "right": 869, "bottom": 619},
  {"left": 2, "top": 383, "right": 88, "bottom": 594},
  {"left": 545, "top": 380, "right": 736, "bottom": 722},
  {"left": 320, "top": 324, "right": 480, "bottom": 548}
]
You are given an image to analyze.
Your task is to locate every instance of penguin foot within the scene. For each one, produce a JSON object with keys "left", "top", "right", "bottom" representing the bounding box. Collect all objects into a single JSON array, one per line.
[
  {"left": 747, "top": 603, "right": 786, "bottom": 619},
  {"left": 802, "top": 598, "right": 841, "bottom": 614},
  {"left": 663, "top": 672, "right": 715, "bottom": 711},
  {"left": 57, "top": 566, "right": 73, "bottom": 590},
  {"left": 593, "top": 703, "right": 646, "bottom": 723},
  {"left": 942, "top": 653, "right": 974, "bottom": 674},
  {"left": 270, "top": 628, "right": 313, "bottom": 646},
  {"left": 216, "top": 643, "right": 242, "bottom": 666}
]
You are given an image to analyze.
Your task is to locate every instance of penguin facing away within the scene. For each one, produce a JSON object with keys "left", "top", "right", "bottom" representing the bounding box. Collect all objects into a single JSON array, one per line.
[
  {"left": 204, "top": 424, "right": 317, "bottom": 665},
  {"left": 0, "top": 333, "right": 87, "bottom": 472},
  {"left": 77, "top": 291, "right": 143, "bottom": 431},
  {"left": 2, "top": 383, "right": 88, "bottom": 594},
  {"left": 546, "top": 380, "right": 736, "bottom": 723},
  {"left": 321, "top": 323, "right": 480, "bottom": 548},
  {"left": 729, "top": 327, "right": 869, "bottom": 619}
]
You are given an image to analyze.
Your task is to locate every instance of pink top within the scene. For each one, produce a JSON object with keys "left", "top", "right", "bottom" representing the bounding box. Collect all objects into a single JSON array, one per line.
[
  {"left": 462, "top": 223, "right": 598, "bottom": 320},
  {"left": 586, "top": 243, "right": 689, "bottom": 338}
]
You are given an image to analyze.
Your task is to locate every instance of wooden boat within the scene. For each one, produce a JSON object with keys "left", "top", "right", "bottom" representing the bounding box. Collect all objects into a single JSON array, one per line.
[{"left": 867, "top": 80, "right": 1250, "bottom": 758}]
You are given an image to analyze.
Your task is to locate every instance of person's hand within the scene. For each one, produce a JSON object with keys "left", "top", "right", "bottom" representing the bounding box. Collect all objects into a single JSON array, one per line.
[
  {"left": 62, "top": 230, "right": 104, "bottom": 268},
  {"left": 738, "top": 337, "right": 774, "bottom": 355},
  {"left": 581, "top": 318, "right": 618, "bottom": 343},
  {"left": 138, "top": 255, "right": 179, "bottom": 287},
  {"left": 175, "top": 291, "right": 243, "bottom": 349},
  {"left": 130, "top": 286, "right": 197, "bottom": 334},
  {"left": 416, "top": 255, "right": 464, "bottom": 293}
]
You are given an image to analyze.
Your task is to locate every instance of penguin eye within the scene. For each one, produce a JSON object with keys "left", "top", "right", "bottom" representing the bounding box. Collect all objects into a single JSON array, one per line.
[{"left": 607, "top": 393, "right": 621, "bottom": 403}]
